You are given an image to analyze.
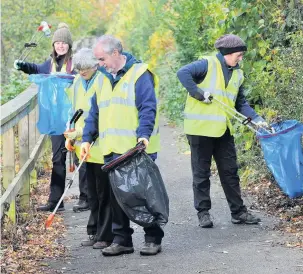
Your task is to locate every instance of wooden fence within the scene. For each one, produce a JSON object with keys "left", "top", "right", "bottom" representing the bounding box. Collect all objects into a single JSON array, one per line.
[{"left": 1, "top": 84, "right": 47, "bottom": 223}]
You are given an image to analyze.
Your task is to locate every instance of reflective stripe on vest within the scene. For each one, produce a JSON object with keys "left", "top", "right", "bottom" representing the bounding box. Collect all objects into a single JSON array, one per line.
[
  {"left": 51, "top": 62, "right": 67, "bottom": 73},
  {"left": 51, "top": 59, "right": 73, "bottom": 74},
  {"left": 68, "top": 71, "right": 106, "bottom": 164},
  {"left": 98, "top": 63, "right": 160, "bottom": 155},
  {"left": 99, "top": 126, "right": 159, "bottom": 139},
  {"left": 184, "top": 56, "right": 243, "bottom": 137}
]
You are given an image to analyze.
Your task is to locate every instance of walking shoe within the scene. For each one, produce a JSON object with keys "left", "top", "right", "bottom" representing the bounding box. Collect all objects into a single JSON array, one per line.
[
  {"left": 93, "top": 241, "right": 111, "bottom": 249},
  {"left": 140, "top": 243, "right": 162, "bottom": 256},
  {"left": 37, "top": 202, "right": 64, "bottom": 212},
  {"left": 73, "top": 200, "right": 90, "bottom": 212},
  {"left": 102, "top": 243, "right": 134, "bottom": 256},
  {"left": 231, "top": 211, "right": 261, "bottom": 224},
  {"left": 81, "top": 235, "right": 97, "bottom": 246},
  {"left": 198, "top": 211, "right": 213, "bottom": 228}
]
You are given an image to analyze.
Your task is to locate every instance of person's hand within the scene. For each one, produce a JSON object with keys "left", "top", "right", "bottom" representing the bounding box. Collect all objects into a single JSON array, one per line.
[
  {"left": 202, "top": 91, "right": 212, "bottom": 104},
  {"left": 80, "top": 142, "right": 91, "bottom": 161},
  {"left": 138, "top": 137, "right": 149, "bottom": 148},
  {"left": 64, "top": 128, "right": 82, "bottom": 140},
  {"left": 14, "top": 60, "right": 23, "bottom": 70},
  {"left": 194, "top": 89, "right": 212, "bottom": 104},
  {"left": 256, "top": 121, "right": 269, "bottom": 128},
  {"left": 65, "top": 139, "right": 75, "bottom": 151}
]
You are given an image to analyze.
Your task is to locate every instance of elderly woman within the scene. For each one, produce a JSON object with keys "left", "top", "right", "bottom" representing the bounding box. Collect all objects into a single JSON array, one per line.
[{"left": 65, "top": 48, "right": 113, "bottom": 249}]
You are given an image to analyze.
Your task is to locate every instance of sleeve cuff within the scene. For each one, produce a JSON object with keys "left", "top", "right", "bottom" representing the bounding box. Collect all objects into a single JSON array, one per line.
[{"left": 252, "top": 116, "right": 265, "bottom": 123}]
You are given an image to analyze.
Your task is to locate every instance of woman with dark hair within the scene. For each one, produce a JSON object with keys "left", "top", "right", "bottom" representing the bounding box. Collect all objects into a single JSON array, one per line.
[
  {"left": 14, "top": 23, "right": 89, "bottom": 212},
  {"left": 15, "top": 23, "right": 74, "bottom": 74}
]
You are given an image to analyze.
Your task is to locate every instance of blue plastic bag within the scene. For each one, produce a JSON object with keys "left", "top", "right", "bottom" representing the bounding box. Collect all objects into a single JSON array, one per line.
[
  {"left": 29, "top": 74, "right": 74, "bottom": 135},
  {"left": 257, "top": 120, "right": 303, "bottom": 198}
]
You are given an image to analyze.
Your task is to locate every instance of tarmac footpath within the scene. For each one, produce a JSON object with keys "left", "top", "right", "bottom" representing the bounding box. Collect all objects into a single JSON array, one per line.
[{"left": 48, "top": 119, "right": 303, "bottom": 274}]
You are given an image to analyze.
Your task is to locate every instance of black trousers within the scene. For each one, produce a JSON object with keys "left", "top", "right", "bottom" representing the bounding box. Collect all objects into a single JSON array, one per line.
[
  {"left": 86, "top": 163, "right": 113, "bottom": 242},
  {"left": 48, "top": 135, "right": 88, "bottom": 204},
  {"left": 105, "top": 153, "right": 164, "bottom": 247},
  {"left": 187, "top": 130, "right": 247, "bottom": 217}
]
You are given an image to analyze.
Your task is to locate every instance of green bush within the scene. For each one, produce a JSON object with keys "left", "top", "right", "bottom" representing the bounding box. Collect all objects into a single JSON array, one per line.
[{"left": 1, "top": 71, "right": 30, "bottom": 105}]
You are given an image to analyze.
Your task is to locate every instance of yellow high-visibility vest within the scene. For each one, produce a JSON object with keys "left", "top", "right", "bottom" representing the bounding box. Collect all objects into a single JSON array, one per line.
[
  {"left": 98, "top": 63, "right": 160, "bottom": 155},
  {"left": 184, "top": 56, "right": 244, "bottom": 137},
  {"left": 51, "top": 59, "right": 73, "bottom": 73},
  {"left": 66, "top": 71, "right": 112, "bottom": 163}
]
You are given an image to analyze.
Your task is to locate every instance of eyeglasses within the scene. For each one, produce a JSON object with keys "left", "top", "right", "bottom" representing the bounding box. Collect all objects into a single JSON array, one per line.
[{"left": 74, "top": 66, "right": 96, "bottom": 73}]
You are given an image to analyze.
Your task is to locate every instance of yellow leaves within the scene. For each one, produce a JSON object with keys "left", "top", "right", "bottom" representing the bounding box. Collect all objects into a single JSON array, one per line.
[
  {"left": 240, "top": 167, "right": 252, "bottom": 187},
  {"left": 260, "top": 108, "right": 278, "bottom": 122},
  {"left": 148, "top": 29, "right": 175, "bottom": 69}
]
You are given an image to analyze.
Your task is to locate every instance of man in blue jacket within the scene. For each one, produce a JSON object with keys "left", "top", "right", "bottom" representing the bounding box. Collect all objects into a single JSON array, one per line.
[
  {"left": 177, "top": 34, "right": 266, "bottom": 228},
  {"left": 81, "top": 35, "right": 163, "bottom": 256}
]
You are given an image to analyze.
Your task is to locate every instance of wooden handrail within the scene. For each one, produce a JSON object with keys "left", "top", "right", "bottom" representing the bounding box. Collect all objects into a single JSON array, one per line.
[
  {"left": 1, "top": 84, "right": 38, "bottom": 134},
  {"left": 1, "top": 83, "right": 47, "bottom": 223}
]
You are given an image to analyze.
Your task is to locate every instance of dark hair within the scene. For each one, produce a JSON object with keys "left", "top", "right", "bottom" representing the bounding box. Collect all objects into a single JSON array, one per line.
[{"left": 51, "top": 46, "right": 73, "bottom": 67}]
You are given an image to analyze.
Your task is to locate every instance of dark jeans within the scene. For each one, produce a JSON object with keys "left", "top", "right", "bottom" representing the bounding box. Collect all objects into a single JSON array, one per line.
[
  {"left": 48, "top": 135, "right": 88, "bottom": 204},
  {"left": 187, "top": 130, "right": 247, "bottom": 217},
  {"left": 86, "top": 163, "right": 113, "bottom": 242},
  {"left": 105, "top": 153, "right": 164, "bottom": 247}
]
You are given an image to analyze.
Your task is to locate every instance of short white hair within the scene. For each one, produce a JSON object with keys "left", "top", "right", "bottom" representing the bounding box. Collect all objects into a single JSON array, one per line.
[
  {"left": 73, "top": 48, "right": 98, "bottom": 70},
  {"left": 94, "top": 35, "right": 123, "bottom": 54}
]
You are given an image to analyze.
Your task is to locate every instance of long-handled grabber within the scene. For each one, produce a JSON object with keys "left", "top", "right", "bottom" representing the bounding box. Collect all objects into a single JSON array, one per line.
[
  {"left": 207, "top": 93, "right": 271, "bottom": 134},
  {"left": 45, "top": 136, "right": 97, "bottom": 229},
  {"left": 18, "top": 21, "right": 52, "bottom": 62},
  {"left": 66, "top": 109, "right": 84, "bottom": 172}
]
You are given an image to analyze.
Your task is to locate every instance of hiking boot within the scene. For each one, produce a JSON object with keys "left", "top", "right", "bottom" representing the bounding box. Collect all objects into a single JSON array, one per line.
[
  {"left": 231, "top": 211, "right": 261, "bottom": 224},
  {"left": 81, "top": 235, "right": 97, "bottom": 246},
  {"left": 198, "top": 211, "right": 213, "bottom": 228},
  {"left": 73, "top": 200, "right": 90, "bottom": 212},
  {"left": 37, "top": 202, "right": 64, "bottom": 212},
  {"left": 93, "top": 241, "right": 111, "bottom": 249},
  {"left": 140, "top": 243, "right": 162, "bottom": 256},
  {"left": 102, "top": 243, "right": 134, "bottom": 256}
]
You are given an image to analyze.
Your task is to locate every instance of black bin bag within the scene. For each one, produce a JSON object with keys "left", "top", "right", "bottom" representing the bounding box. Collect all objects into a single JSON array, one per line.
[{"left": 102, "top": 142, "right": 169, "bottom": 228}]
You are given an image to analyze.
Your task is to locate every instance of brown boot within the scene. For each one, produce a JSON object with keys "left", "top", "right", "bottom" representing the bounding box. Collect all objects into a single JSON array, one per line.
[{"left": 102, "top": 243, "right": 134, "bottom": 256}]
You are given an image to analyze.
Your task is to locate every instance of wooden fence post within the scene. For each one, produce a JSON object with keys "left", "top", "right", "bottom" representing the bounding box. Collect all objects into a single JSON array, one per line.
[
  {"left": 2, "top": 128, "right": 16, "bottom": 223},
  {"left": 18, "top": 115, "right": 30, "bottom": 209},
  {"left": 29, "top": 108, "right": 38, "bottom": 188}
]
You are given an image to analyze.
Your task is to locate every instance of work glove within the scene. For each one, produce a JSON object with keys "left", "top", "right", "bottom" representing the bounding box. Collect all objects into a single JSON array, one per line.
[
  {"left": 14, "top": 59, "right": 29, "bottom": 71},
  {"left": 193, "top": 88, "right": 212, "bottom": 104},
  {"left": 138, "top": 137, "right": 149, "bottom": 148},
  {"left": 256, "top": 121, "right": 269, "bottom": 128},
  {"left": 64, "top": 128, "right": 82, "bottom": 140},
  {"left": 65, "top": 138, "right": 75, "bottom": 151},
  {"left": 14, "top": 60, "right": 23, "bottom": 70},
  {"left": 80, "top": 142, "right": 91, "bottom": 161}
]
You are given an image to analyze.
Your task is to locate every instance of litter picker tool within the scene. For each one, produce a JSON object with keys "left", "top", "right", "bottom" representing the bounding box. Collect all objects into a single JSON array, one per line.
[
  {"left": 205, "top": 94, "right": 303, "bottom": 198},
  {"left": 67, "top": 109, "right": 84, "bottom": 172},
  {"left": 45, "top": 134, "right": 98, "bottom": 229},
  {"left": 18, "top": 21, "right": 52, "bottom": 62},
  {"left": 206, "top": 92, "right": 271, "bottom": 134}
]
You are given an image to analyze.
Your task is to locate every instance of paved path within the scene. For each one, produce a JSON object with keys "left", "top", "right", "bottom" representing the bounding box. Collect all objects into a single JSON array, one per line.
[{"left": 49, "top": 119, "right": 303, "bottom": 274}]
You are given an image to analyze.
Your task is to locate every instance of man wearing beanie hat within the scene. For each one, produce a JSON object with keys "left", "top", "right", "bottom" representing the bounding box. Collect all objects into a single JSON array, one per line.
[
  {"left": 177, "top": 34, "right": 266, "bottom": 228},
  {"left": 14, "top": 23, "right": 90, "bottom": 213},
  {"left": 214, "top": 34, "right": 247, "bottom": 56}
]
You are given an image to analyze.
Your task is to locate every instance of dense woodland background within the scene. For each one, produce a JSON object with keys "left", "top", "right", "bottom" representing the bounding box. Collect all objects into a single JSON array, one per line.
[{"left": 1, "top": 0, "right": 303, "bottom": 183}]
